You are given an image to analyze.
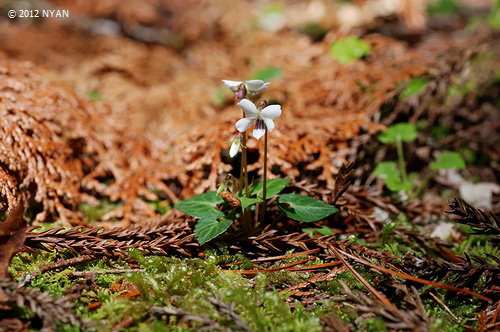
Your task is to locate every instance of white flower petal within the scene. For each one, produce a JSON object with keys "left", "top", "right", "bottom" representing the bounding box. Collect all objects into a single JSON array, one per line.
[
  {"left": 229, "top": 139, "right": 240, "bottom": 158},
  {"left": 235, "top": 117, "right": 254, "bottom": 133},
  {"left": 260, "top": 104, "right": 281, "bottom": 120},
  {"left": 246, "top": 81, "right": 270, "bottom": 96},
  {"left": 237, "top": 99, "right": 259, "bottom": 118},
  {"left": 252, "top": 119, "right": 266, "bottom": 140},
  {"left": 263, "top": 118, "right": 275, "bottom": 132},
  {"left": 222, "top": 80, "right": 242, "bottom": 92},
  {"left": 244, "top": 80, "right": 265, "bottom": 90}
]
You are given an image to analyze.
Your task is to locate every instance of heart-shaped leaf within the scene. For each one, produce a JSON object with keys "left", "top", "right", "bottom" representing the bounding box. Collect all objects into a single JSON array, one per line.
[
  {"left": 277, "top": 194, "right": 338, "bottom": 223},
  {"left": 373, "top": 161, "right": 398, "bottom": 179},
  {"left": 378, "top": 123, "right": 418, "bottom": 144},
  {"left": 175, "top": 192, "right": 224, "bottom": 219},
  {"left": 250, "top": 178, "right": 291, "bottom": 199},
  {"left": 385, "top": 177, "right": 413, "bottom": 192},
  {"left": 194, "top": 217, "right": 233, "bottom": 245},
  {"left": 430, "top": 151, "right": 466, "bottom": 170}
]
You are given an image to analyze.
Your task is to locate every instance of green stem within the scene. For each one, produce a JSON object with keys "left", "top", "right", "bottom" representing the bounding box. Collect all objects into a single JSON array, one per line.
[
  {"left": 396, "top": 138, "right": 408, "bottom": 184},
  {"left": 411, "top": 170, "right": 434, "bottom": 200},
  {"left": 261, "top": 130, "right": 268, "bottom": 224},
  {"left": 240, "top": 133, "right": 252, "bottom": 231}
]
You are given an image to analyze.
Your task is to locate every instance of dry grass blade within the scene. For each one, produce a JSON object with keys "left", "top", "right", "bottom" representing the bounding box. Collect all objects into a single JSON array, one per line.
[
  {"left": 331, "top": 162, "right": 354, "bottom": 204},
  {"left": 327, "top": 244, "right": 405, "bottom": 319},
  {"left": 339, "top": 281, "right": 431, "bottom": 331},
  {"left": 338, "top": 248, "right": 492, "bottom": 302}
]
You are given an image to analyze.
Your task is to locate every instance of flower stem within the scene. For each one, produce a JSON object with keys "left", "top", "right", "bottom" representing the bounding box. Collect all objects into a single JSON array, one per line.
[
  {"left": 261, "top": 130, "right": 268, "bottom": 223},
  {"left": 240, "top": 133, "right": 252, "bottom": 231},
  {"left": 410, "top": 170, "right": 434, "bottom": 200},
  {"left": 396, "top": 138, "right": 408, "bottom": 184}
]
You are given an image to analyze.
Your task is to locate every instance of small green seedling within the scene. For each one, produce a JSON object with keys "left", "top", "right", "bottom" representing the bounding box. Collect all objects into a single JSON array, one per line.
[
  {"left": 302, "top": 225, "right": 334, "bottom": 238},
  {"left": 374, "top": 123, "right": 466, "bottom": 199},
  {"left": 329, "top": 37, "right": 371, "bottom": 64},
  {"left": 400, "top": 77, "right": 429, "bottom": 99}
]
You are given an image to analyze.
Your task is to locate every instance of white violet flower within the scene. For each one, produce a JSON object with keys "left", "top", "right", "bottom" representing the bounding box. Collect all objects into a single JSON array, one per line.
[
  {"left": 229, "top": 134, "right": 242, "bottom": 158},
  {"left": 235, "top": 99, "right": 281, "bottom": 140},
  {"left": 222, "top": 79, "right": 270, "bottom": 98}
]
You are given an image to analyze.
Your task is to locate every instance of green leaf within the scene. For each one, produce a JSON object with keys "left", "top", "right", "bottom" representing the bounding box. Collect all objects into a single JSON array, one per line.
[
  {"left": 87, "top": 91, "right": 102, "bottom": 101},
  {"left": 430, "top": 151, "right": 466, "bottom": 170},
  {"left": 175, "top": 192, "right": 224, "bottom": 219},
  {"left": 252, "top": 66, "right": 282, "bottom": 81},
  {"left": 427, "top": 0, "right": 460, "bottom": 15},
  {"left": 239, "top": 197, "right": 262, "bottom": 210},
  {"left": 302, "top": 225, "right": 333, "bottom": 237},
  {"left": 250, "top": 178, "right": 291, "bottom": 199},
  {"left": 329, "top": 37, "right": 371, "bottom": 64},
  {"left": 373, "top": 161, "right": 398, "bottom": 179},
  {"left": 400, "top": 77, "right": 429, "bottom": 99},
  {"left": 194, "top": 217, "right": 233, "bottom": 245},
  {"left": 277, "top": 194, "right": 338, "bottom": 223},
  {"left": 213, "top": 87, "right": 231, "bottom": 107},
  {"left": 385, "top": 177, "right": 413, "bottom": 192},
  {"left": 378, "top": 123, "right": 418, "bottom": 144}
]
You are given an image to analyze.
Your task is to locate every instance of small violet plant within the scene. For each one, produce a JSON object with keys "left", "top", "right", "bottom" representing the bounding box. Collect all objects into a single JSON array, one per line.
[
  {"left": 374, "top": 122, "right": 466, "bottom": 200},
  {"left": 176, "top": 79, "right": 338, "bottom": 244}
]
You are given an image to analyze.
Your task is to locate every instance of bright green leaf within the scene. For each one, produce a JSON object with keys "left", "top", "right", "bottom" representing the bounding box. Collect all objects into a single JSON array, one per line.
[
  {"left": 400, "top": 77, "right": 429, "bottom": 99},
  {"left": 252, "top": 67, "right": 282, "bottom": 81},
  {"left": 329, "top": 37, "right": 371, "bottom": 64},
  {"left": 378, "top": 123, "right": 418, "bottom": 144},
  {"left": 238, "top": 197, "right": 262, "bottom": 209},
  {"left": 408, "top": 172, "right": 419, "bottom": 184},
  {"left": 175, "top": 192, "right": 224, "bottom": 219},
  {"left": 87, "top": 91, "right": 102, "bottom": 101},
  {"left": 277, "top": 194, "right": 338, "bottom": 223},
  {"left": 302, "top": 225, "right": 333, "bottom": 237},
  {"left": 430, "top": 151, "right": 466, "bottom": 170},
  {"left": 385, "top": 176, "right": 413, "bottom": 192},
  {"left": 373, "top": 161, "right": 398, "bottom": 179},
  {"left": 194, "top": 217, "right": 233, "bottom": 245},
  {"left": 427, "top": 0, "right": 460, "bottom": 15},
  {"left": 250, "top": 178, "right": 291, "bottom": 199}
]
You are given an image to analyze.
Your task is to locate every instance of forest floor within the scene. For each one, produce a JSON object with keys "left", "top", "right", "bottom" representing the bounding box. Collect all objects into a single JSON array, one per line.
[{"left": 0, "top": 0, "right": 499, "bottom": 331}]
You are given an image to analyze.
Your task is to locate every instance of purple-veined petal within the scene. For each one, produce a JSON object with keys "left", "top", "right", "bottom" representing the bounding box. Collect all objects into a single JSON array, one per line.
[
  {"left": 252, "top": 119, "right": 266, "bottom": 140},
  {"left": 236, "top": 117, "right": 254, "bottom": 133},
  {"left": 260, "top": 104, "right": 281, "bottom": 120},
  {"left": 222, "top": 80, "right": 242, "bottom": 92},
  {"left": 237, "top": 99, "right": 259, "bottom": 118},
  {"left": 263, "top": 118, "right": 275, "bottom": 132}
]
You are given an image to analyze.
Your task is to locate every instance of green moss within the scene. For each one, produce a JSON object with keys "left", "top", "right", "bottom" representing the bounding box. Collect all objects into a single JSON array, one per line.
[{"left": 79, "top": 198, "right": 121, "bottom": 222}]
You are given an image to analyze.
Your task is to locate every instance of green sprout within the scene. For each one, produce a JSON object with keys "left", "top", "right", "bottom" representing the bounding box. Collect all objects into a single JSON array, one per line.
[{"left": 374, "top": 123, "right": 466, "bottom": 200}]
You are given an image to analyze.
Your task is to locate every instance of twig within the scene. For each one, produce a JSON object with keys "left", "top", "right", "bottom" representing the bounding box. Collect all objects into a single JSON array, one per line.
[
  {"left": 428, "top": 291, "right": 460, "bottom": 323},
  {"left": 336, "top": 247, "right": 492, "bottom": 302},
  {"left": 208, "top": 295, "right": 253, "bottom": 332},
  {"left": 327, "top": 244, "right": 405, "bottom": 319}
]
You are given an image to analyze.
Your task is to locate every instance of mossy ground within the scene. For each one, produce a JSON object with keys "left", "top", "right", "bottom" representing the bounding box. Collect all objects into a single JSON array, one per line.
[{"left": 7, "top": 211, "right": 495, "bottom": 332}]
